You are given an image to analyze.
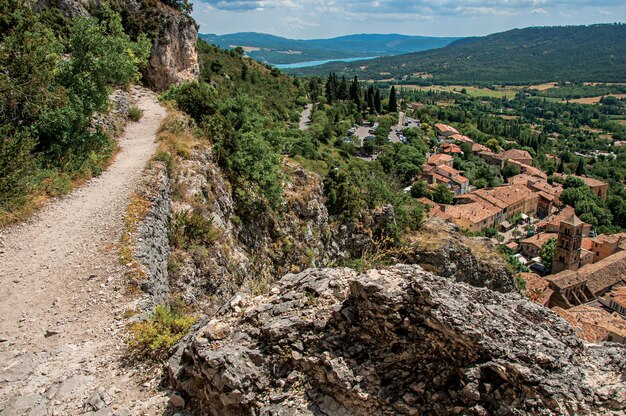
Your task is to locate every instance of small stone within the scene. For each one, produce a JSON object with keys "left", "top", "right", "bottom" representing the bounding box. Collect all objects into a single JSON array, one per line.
[
  {"left": 45, "top": 328, "right": 60, "bottom": 337},
  {"left": 204, "top": 319, "right": 231, "bottom": 340},
  {"left": 170, "top": 394, "right": 185, "bottom": 408}
]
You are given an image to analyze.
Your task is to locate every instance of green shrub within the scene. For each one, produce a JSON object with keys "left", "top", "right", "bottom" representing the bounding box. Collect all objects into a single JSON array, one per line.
[
  {"left": 128, "top": 105, "right": 143, "bottom": 121},
  {"left": 169, "top": 210, "right": 220, "bottom": 249},
  {"left": 127, "top": 304, "right": 196, "bottom": 360},
  {"left": 161, "top": 81, "right": 217, "bottom": 122}
]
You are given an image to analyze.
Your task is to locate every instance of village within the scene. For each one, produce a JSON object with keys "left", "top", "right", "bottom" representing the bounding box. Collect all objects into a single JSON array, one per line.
[{"left": 395, "top": 121, "right": 626, "bottom": 344}]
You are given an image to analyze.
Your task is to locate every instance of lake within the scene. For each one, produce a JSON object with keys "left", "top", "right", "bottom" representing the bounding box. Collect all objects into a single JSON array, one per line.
[{"left": 275, "top": 56, "right": 378, "bottom": 69}]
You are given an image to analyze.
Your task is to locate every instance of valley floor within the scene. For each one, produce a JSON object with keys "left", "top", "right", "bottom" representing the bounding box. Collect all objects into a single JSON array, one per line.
[{"left": 0, "top": 88, "right": 169, "bottom": 415}]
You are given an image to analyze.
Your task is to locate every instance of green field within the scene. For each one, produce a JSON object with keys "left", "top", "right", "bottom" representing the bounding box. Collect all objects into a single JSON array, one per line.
[{"left": 397, "top": 85, "right": 519, "bottom": 99}]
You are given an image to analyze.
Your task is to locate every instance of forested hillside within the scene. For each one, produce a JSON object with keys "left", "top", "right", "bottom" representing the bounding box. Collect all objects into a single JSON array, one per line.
[
  {"left": 199, "top": 32, "right": 459, "bottom": 64},
  {"left": 290, "top": 24, "right": 626, "bottom": 84}
]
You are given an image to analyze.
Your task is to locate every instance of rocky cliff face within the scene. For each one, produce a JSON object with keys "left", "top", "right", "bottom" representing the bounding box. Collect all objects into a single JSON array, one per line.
[
  {"left": 139, "top": 5, "right": 199, "bottom": 90},
  {"left": 168, "top": 265, "right": 625, "bottom": 415},
  {"left": 401, "top": 219, "right": 515, "bottom": 292},
  {"left": 166, "top": 143, "right": 341, "bottom": 308},
  {"left": 35, "top": 0, "right": 199, "bottom": 91}
]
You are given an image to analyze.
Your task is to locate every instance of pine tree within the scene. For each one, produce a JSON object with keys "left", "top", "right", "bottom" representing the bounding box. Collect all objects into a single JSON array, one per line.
[
  {"left": 325, "top": 73, "right": 338, "bottom": 103},
  {"left": 388, "top": 86, "right": 398, "bottom": 113},
  {"left": 338, "top": 76, "right": 349, "bottom": 100},
  {"left": 374, "top": 89, "right": 382, "bottom": 113},
  {"left": 349, "top": 76, "right": 361, "bottom": 109}
]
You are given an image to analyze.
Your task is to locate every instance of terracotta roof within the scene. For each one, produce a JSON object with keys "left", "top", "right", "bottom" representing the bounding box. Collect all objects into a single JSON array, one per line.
[
  {"left": 592, "top": 233, "right": 626, "bottom": 247},
  {"left": 441, "top": 143, "right": 462, "bottom": 154},
  {"left": 582, "top": 238, "right": 594, "bottom": 251},
  {"left": 474, "top": 184, "right": 536, "bottom": 209},
  {"left": 437, "top": 164, "right": 460, "bottom": 176},
  {"left": 520, "top": 233, "right": 557, "bottom": 250},
  {"left": 507, "top": 174, "right": 536, "bottom": 186},
  {"left": 449, "top": 133, "right": 474, "bottom": 143},
  {"left": 478, "top": 150, "right": 504, "bottom": 160},
  {"left": 579, "top": 176, "right": 607, "bottom": 188},
  {"left": 435, "top": 123, "right": 459, "bottom": 135},
  {"left": 546, "top": 270, "right": 588, "bottom": 290},
  {"left": 428, "top": 154, "right": 454, "bottom": 165},
  {"left": 531, "top": 180, "right": 563, "bottom": 198},
  {"left": 553, "top": 305, "right": 626, "bottom": 342},
  {"left": 432, "top": 173, "right": 451, "bottom": 184},
  {"left": 540, "top": 206, "right": 588, "bottom": 229},
  {"left": 471, "top": 143, "right": 491, "bottom": 153},
  {"left": 580, "top": 250, "right": 626, "bottom": 295},
  {"left": 451, "top": 175, "right": 469, "bottom": 185},
  {"left": 444, "top": 201, "right": 500, "bottom": 225},
  {"left": 520, "top": 272, "right": 553, "bottom": 305},
  {"left": 502, "top": 149, "right": 533, "bottom": 161},
  {"left": 602, "top": 286, "right": 626, "bottom": 309}
]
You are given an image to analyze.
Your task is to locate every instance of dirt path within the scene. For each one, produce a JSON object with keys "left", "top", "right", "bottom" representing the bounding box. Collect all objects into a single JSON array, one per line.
[
  {"left": 0, "top": 88, "right": 169, "bottom": 416},
  {"left": 299, "top": 104, "right": 312, "bottom": 131}
]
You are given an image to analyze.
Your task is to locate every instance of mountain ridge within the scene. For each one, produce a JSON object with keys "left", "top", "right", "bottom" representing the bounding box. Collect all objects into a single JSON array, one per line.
[
  {"left": 287, "top": 24, "right": 626, "bottom": 83},
  {"left": 199, "top": 32, "right": 460, "bottom": 64}
]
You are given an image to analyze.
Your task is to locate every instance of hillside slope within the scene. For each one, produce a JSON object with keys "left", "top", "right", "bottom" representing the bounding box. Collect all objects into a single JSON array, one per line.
[
  {"left": 289, "top": 24, "right": 626, "bottom": 83},
  {"left": 200, "top": 32, "right": 459, "bottom": 64}
]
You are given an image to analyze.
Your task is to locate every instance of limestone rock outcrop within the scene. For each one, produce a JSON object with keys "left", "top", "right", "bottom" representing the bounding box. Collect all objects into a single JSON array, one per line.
[
  {"left": 35, "top": 0, "right": 199, "bottom": 91},
  {"left": 141, "top": 6, "right": 199, "bottom": 90},
  {"left": 169, "top": 265, "right": 626, "bottom": 415}
]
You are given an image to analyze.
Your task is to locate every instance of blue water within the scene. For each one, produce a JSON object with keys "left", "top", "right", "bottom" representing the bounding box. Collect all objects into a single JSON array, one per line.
[{"left": 275, "top": 56, "right": 378, "bottom": 69}]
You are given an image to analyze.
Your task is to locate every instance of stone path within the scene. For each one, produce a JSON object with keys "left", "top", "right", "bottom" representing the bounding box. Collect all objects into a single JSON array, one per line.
[
  {"left": 0, "top": 88, "right": 170, "bottom": 416},
  {"left": 298, "top": 104, "right": 312, "bottom": 131}
]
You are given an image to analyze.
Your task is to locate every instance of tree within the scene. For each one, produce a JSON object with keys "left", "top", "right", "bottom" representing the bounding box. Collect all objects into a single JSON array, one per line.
[
  {"left": 39, "top": 6, "right": 151, "bottom": 161},
  {"left": 324, "top": 167, "right": 362, "bottom": 220},
  {"left": 325, "top": 73, "right": 338, "bottom": 103},
  {"left": 485, "top": 138, "right": 501, "bottom": 152},
  {"left": 432, "top": 184, "right": 454, "bottom": 204},
  {"left": 374, "top": 89, "right": 382, "bottom": 113},
  {"left": 560, "top": 177, "right": 613, "bottom": 227},
  {"left": 502, "top": 163, "right": 520, "bottom": 178},
  {"left": 338, "top": 76, "right": 349, "bottom": 100},
  {"left": 576, "top": 158, "right": 586, "bottom": 175},
  {"left": 241, "top": 63, "right": 248, "bottom": 80},
  {"left": 388, "top": 86, "right": 398, "bottom": 113},
  {"left": 349, "top": 76, "right": 361, "bottom": 109},
  {"left": 411, "top": 180, "right": 430, "bottom": 199},
  {"left": 540, "top": 238, "right": 557, "bottom": 272}
]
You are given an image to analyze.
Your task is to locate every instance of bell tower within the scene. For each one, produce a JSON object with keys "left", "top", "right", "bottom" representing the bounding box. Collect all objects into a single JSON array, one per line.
[{"left": 551, "top": 214, "right": 583, "bottom": 274}]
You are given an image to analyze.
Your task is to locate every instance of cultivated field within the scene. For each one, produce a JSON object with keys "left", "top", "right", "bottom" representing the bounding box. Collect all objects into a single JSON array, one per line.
[{"left": 396, "top": 84, "right": 519, "bottom": 99}]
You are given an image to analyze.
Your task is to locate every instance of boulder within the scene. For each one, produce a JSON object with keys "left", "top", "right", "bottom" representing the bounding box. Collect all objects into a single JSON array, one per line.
[{"left": 169, "top": 265, "right": 626, "bottom": 415}]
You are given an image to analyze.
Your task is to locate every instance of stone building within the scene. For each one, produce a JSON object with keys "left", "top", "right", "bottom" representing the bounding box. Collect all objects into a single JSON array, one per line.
[{"left": 552, "top": 215, "right": 584, "bottom": 274}]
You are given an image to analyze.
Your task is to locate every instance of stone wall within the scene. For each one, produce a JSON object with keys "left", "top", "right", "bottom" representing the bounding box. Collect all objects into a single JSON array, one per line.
[{"left": 134, "top": 162, "right": 172, "bottom": 308}]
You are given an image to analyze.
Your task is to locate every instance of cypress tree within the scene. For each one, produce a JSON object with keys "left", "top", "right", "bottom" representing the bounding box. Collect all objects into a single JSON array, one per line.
[
  {"left": 349, "top": 76, "right": 361, "bottom": 109},
  {"left": 374, "top": 89, "right": 382, "bottom": 113},
  {"left": 338, "top": 76, "right": 349, "bottom": 100},
  {"left": 576, "top": 158, "right": 586, "bottom": 175},
  {"left": 388, "top": 86, "right": 398, "bottom": 113}
]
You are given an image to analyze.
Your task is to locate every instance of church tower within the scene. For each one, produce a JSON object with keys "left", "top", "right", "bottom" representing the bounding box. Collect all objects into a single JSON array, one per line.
[{"left": 551, "top": 214, "right": 584, "bottom": 274}]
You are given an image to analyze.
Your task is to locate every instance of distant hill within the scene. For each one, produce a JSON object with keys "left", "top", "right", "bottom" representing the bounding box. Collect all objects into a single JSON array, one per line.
[
  {"left": 198, "top": 32, "right": 459, "bottom": 65},
  {"left": 288, "top": 24, "right": 626, "bottom": 84}
]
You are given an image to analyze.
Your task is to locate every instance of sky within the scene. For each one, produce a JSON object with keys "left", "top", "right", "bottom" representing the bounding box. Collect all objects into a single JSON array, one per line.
[{"left": 190, "top": 0, "right": 626, "bottom": 39}]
